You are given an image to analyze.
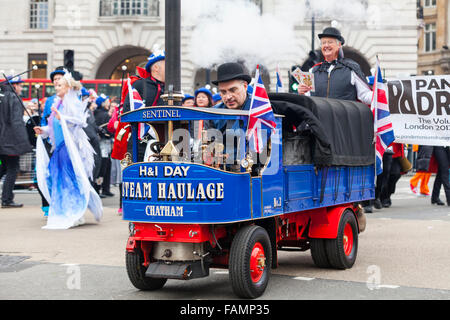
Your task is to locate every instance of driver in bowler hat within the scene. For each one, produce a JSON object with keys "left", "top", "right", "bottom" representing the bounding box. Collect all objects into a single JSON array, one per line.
[{"left": 212, "top": 62, "right": 252, "bottom": 111}]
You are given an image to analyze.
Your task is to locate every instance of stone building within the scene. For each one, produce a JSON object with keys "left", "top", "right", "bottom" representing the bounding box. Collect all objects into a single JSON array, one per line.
[
  {"left": 417, "top": 0, "right": 450, "bottom": 75},
  {"left": 0, "top": 0, "right": 419, "bottom": 95}
]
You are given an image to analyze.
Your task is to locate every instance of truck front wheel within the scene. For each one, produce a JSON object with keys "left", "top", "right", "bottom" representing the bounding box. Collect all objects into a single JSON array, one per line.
[
  {"left": 126, "top": 249, "right": 167, "bottom": 290},
  {"left": 229, "top": 225, "right": 272, "bottom": 299}
]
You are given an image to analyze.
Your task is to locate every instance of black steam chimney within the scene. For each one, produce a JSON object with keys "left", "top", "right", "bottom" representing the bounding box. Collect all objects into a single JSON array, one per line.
[{"left": 164, "top": 0, "right": 182, "bottom": 106}]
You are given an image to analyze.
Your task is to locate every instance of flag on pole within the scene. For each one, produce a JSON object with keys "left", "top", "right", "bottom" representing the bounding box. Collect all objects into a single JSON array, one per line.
[
  {"left": 127, "top": 78, "right": 147, "bottom": 140},
  {"left": 371, "top": 57, "right": 395, "bottom": 175},
  {"left": 246, "top": 65, "right": 277, "bottom": 153},
  {"left": 276, "top": 64, "right": 285, "bottom": 93}
]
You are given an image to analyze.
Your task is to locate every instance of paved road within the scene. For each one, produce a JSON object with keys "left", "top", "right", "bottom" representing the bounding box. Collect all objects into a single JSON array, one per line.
[{"left": 1, "top": 176, "right": 449, "bottom": 303}]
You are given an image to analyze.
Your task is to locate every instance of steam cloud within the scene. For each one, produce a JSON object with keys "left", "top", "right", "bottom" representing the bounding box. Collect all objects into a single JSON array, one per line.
[{"left": 182, "top": 0, "right": 377, "bottom": 71}]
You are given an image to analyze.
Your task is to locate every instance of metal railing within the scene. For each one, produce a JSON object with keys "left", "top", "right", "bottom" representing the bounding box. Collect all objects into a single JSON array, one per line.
[{"left": 0, "top": 151, "right": 37, "bottom": 191}]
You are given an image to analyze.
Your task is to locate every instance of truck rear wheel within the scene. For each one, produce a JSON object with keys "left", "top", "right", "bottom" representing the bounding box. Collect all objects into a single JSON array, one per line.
[
  {"left": 126, "top": 249, "right": 167, "bottom": 290},
  {"left": 229, "top": 225, "right": 272, "bottom": 299},
  {"left": 310, "top": 238, "right": 331, "bottom": 268},
  {"left": 325, "top": 210, "right": 358, "bottom": 269}
]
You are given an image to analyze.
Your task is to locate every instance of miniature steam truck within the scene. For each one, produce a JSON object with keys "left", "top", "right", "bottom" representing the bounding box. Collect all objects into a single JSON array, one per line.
[{"left": 120, "top": 93, "right": 374, "bottom": 299}]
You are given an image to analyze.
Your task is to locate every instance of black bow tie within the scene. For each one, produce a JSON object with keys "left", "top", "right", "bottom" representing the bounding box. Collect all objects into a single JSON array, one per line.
[{"left": 323, "top": 60, "right": 337, "bottom": 68}]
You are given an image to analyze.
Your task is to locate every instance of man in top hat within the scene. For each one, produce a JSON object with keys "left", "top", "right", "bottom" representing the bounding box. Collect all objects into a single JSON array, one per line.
[
  {"left": 93, "top": 94, "right": 114, "bottom": 198},
  {"left": 0, "top": 76, "right": 33, "bottom": 208},
  {"left": 297, "top": 27, "right": 372, "bottom": 105}
]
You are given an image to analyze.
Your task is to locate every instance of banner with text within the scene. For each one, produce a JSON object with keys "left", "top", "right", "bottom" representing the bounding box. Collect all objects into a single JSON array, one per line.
[{"left": 387, "top": 75, "right": 450, "bottom": 146}]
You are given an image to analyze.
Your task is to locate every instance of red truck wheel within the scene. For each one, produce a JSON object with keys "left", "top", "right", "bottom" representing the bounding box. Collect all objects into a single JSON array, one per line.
[
  {"left": 325, "top": 210, "right": 358, "bottom": 269},
  {"left": 126, "top": 249, "right": 167, "bottom": 290},
  {"left": 229, "top": 225, "right": 272, "bottom": 299}
]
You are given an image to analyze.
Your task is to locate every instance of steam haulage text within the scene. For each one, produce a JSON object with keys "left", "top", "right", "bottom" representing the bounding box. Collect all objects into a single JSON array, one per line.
[{"left": 123, "top": 165, "right": 225, "bottom": 217}]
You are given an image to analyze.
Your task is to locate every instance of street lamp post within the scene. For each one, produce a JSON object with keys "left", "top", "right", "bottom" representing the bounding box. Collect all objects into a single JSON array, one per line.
[{"left": 164, "top": 0, "right": 182, "bottom": 105}]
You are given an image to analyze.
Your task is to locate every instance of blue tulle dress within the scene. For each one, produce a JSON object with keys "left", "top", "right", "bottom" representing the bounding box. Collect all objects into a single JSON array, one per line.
[
  {"left": 36, "top": 91, "right": 102, "bottom": 230},
  {"left": 46, "top": 116, "right": 87, "bottom": 227}
]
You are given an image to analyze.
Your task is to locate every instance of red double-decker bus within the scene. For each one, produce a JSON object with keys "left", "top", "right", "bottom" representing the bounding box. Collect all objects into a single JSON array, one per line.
[{"left": 21, "top": 78, "right": 123, "bottom": 102}]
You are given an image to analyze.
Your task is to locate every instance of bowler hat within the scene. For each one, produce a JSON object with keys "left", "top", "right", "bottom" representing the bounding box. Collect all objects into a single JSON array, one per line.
[
  {"left": 212, "top": 62, "right": 251, "bottom": 85},
  {"left": 318, "top": 27, "right": 345, "bottom": 45}
]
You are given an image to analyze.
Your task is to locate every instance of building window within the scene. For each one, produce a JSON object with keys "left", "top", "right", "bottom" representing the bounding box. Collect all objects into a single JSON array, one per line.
[
  {"left": 30, "top": 0, "right": 49, "bottom": 29},
  {"left": 424, "top": 23, "right": 436, "bottom": 52},
  {"left": 422, "top": 70, "right": 434, "bottom": 75},
  {"left": 28, "top": 53, "right": 48, "bottom": 78},
  {"left": 100, "top": 0, "right": 159, "bottom": 17},
  {"left": 424, "top": 0, "right": 436, "bottom": 7}
]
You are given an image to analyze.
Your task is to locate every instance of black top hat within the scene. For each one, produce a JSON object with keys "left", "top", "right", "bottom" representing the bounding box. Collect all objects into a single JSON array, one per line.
[
  {"left": 212, "top": 62, "right": 252, "bottom": 85},
  {"left": 318, "top": 27, "right": 345, "bottom": 45}
]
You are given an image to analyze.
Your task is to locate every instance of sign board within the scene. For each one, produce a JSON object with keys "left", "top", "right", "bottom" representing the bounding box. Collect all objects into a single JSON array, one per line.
[{"left": 387, "top": 75, "right": 450, "bottom": 146}]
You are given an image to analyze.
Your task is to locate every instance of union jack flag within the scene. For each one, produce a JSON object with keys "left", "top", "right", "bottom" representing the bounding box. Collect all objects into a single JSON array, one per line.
[
  {"left": 127, "top": 78, "right": 147, "bottom": 140},
  {"left": 276, "top": 64, "right": 285, "bottom": 93},
  {"left": 246, "top": 65, "right": 277, "bottom": 153},
  {"left": 371, "top": 58, "right": 395, "bottom": 175}
]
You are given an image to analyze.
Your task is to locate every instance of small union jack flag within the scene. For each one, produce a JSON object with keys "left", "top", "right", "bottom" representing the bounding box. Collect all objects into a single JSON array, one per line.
[
  {"left": 127, "top": 78, "right": 147, "bottom": 140},
  {"left": 275, "top": 64, "right": 285, "bottom": 93},
  {"left": 371, "top": 57, "right": 395, "bottom": 175},
  {"left": 246, "top": 65, "right": 277, "bottom": 153}
]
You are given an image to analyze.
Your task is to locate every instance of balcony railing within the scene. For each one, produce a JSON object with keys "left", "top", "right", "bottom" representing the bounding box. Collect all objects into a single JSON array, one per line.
[{"left": 99, "top": 0, "right": 159, "bottom": 18}]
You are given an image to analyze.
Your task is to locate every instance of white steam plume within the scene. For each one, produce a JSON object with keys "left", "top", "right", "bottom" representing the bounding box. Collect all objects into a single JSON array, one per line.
[
  {"left": 182, "top": 0, "right": 401, "bottom": 71},
  {"left": 182, "top": 0, "right": 299, "bottom": 71}
]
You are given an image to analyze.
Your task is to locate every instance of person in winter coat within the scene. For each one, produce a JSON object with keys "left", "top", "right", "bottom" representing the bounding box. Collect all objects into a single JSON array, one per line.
[
  {"left": 430, "top": 146, "right": 450, "bottom": 206},
  {"left": 122, "top": 50, "right": 165, "bottom": 162},
  {"left": 373, "top": 143, "right": 405, "bottom": 209},
  {"left": 297, "top": 27, "right": 372, "bottom": 105},
  {"left": 81, "top": 89, "right": 102, "bottom": 191},
  {"left": 410, "top": 145, "right": 431, "bottom": 196},
  {"left": 94, "top": 94, "right": 113, "bottom": 197},
  {"left": 416, "top": 146, "right": 450, "bottom": 206},
  {"left": 0, "top": 77, "right": 33, "bottom": 208}
]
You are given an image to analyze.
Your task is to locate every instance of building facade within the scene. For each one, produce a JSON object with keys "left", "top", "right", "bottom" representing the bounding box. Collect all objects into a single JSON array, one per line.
[
  {"left": 417, "top": 0, "right": 450, "bottom": 75},
  {"left": 0, "top": 0, "right": 419, "bottom": 95}
]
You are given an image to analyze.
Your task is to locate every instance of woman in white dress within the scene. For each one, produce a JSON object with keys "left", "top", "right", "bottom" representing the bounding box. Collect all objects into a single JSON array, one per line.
[{"left": 34, "top": 71, "right": 102, "bottom": 229}]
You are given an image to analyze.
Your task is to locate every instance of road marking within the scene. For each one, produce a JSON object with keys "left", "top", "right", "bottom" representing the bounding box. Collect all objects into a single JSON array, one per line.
[
  {"left": 377, "top": 284, "right": 400, "bottom": 289},
  {"left": 293, "top": 276, "right": 315, "bottom": 281}
]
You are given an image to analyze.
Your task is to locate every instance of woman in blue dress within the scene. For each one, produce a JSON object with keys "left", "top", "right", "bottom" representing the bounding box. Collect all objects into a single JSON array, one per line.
[{"left": 34, "top": 71, "right": 102, "bottom": 229}]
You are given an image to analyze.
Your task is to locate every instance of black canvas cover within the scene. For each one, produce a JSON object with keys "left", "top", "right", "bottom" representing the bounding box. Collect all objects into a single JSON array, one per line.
[{"left": 268, "top": 93, "right": 374, "bottom": 166}]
